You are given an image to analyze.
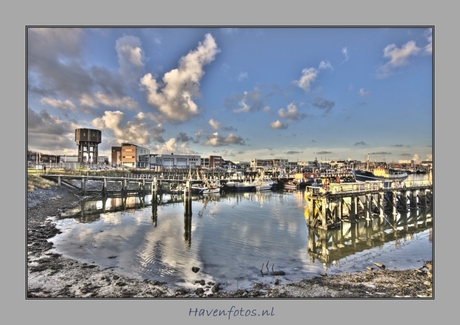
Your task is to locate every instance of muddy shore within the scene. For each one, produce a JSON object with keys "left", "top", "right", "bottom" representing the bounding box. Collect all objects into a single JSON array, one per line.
[{"left": 27, "top": 183, "right": 433, "bottom": 298}]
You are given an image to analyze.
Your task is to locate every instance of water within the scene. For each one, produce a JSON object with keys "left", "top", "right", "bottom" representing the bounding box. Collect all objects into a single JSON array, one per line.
[{"left": 49, "top": 174, "right": 433, "bottom": 292}]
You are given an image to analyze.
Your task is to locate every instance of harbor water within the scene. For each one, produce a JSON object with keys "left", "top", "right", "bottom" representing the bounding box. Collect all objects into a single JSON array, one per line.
[{"left": 49, "top": 174, "right": 433, "bottom": 292}]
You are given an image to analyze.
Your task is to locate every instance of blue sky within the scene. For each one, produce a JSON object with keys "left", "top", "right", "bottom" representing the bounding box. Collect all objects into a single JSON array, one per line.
[{"left": 27, "top": 27, "right": 433, "bottom": 163}]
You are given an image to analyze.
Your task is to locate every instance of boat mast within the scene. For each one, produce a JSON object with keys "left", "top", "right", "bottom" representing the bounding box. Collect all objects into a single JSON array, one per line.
[{"left": 366, "top": 152, "right": 370, "bottom": 171}]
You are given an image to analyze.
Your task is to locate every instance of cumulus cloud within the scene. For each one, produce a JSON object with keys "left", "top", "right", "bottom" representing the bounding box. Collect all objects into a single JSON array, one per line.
[
  {"left": 152, "top": 123, "right": 166, "bottom": 143},
  {"left": 28, "top": 28, "right": 143, "bottom": 116},
  {"left": 140, "top": 33, "right": 220, "bottom": 122},
  {"left": 270, "top": 120, "right": 288, "bottom": 129},
  {"left": 296, "top": 67, "right": 318, "bottom": 92},
  {"left": 91, "top": 111, "right": 151, "bottom": 145},
  {"left": 278, "top": 102, "right": 305, "bottom": 120},
  {"left": 378, "top": 40, "right": 421, "bottom": 78},
  {"left": 209, "top": 118, "right": 222, "bottom": 130},
  {"left": 203, "top": 132, "right": 246, "bottom": 146},
  {"left": 209, "top": 118, "right": 236, "bottom": 131},
  {"left": 151, "top": 138, "right": 197, "bottom": 155},
  {"left": 296, "top": 61, "right": 332, "bottom": 92},
  {"left": 116, "top": 35, "right": 146, "bottom": 84},
  {"left": 28, "top": 28, "right": 95, "bottom": 100},
  {"left": 27, "top": 107, "right": 78, "bottom": 153}
]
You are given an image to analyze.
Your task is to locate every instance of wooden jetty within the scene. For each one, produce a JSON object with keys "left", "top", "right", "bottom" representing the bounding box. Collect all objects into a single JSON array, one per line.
[
  {"left": 42, "top": 173, "right": 201, "bottom": 196},
  {"left": 307, "top": 208, "right": 432, "bottom": 265},
  {"left": 303, "top": 180, "right": 433, "bottom": 229}
]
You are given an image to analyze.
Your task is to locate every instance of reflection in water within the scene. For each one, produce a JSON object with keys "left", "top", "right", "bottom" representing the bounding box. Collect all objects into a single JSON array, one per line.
[
  {"left": 307, "top": 207, "right": 432, "bottom": 269},
  {"left": 50, "top": 177, "right": 432, "bottom": 292}
]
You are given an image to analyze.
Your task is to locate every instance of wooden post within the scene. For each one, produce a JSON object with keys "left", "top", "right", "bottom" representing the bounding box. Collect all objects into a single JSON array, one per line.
[
  {"left": 320, "top": 197, "right": 327, "bottom": 229},
  {"left": 392, "top": 190, "right": 397, "bottom": 216},
  {"left": 365, "top": 194, "right": 371, "bottom": 221},
  {"left": 102, "top": 177, "right": 107, "bottom": 195}
]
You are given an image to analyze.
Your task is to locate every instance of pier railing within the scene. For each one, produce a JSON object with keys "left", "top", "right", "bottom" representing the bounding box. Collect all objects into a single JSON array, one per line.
[
  {"left": 304, "top": 180, "right": 433, "bottom": 230},
  {"left": 305, "top": 179, "right": 432, "bottom": 196}
]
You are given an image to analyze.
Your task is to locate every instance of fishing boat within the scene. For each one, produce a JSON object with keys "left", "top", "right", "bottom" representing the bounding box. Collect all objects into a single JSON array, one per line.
[
  {"left": 255, "top": 177, "right": 277, "bottom": 191},
  {"left": 199, "top": 186, "right": 221, "bottom": 195},
  {"left": 224, "top": 172, "right": 256, "bottom": 192},
  {"left": 194, "top": 179, "right": 221, "bottom": 195},
  {"left": 352, "top": 153, "right": 408, "bottom": 183}
]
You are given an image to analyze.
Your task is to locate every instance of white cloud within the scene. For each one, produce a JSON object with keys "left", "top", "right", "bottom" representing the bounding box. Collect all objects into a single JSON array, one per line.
[
  {"left": 203, "top": 132, "right": 245, "bottom": 146},
  {"left": 39, "top": 97, "right": 77, "bottom": 111},
  {"left": 91, "top": 110, "right": 151, "bottom": 145},
  {"left": 378, "top": 40, "right": 421, "bottom": 78},
  {"left": 296, "top": 67, "right": 318, "bottom": 92},
  {"left": 233, "top": 97, "right": 251, "bottom": 113},
  {"left": 270, "top": 120, "right": 288, "bottom": 129},
  {"left": 152, "top": 138, "right": 196, "bottom": 154},
  {"left": 209, "top": 118, "right": 222, "bottom": 130},
  {"left": 278, "top": 103, "right": 300, "bottom": 120},
  {"left": 140, "top": 33, "right": 220, "bottom": 122}
]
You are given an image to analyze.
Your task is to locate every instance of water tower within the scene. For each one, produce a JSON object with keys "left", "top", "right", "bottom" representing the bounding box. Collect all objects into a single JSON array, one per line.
[{"left": 75, "top": 128, "right": 101, "bottom": 164}]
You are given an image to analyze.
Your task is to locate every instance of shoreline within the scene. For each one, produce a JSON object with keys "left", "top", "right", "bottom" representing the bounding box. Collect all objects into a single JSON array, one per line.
[{"left": 27, "top": 183, "right": 433, "bottom": 298}]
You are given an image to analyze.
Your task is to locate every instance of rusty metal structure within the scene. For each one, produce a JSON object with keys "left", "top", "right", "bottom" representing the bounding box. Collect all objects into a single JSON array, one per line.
[{"left": 75, "top": 128, "right": 101, "bottom": 164}]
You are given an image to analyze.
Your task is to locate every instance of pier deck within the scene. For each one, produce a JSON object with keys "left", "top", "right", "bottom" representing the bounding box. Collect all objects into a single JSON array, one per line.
[{"left": 304, "top": 180, "right": 433, "bottom": 229}]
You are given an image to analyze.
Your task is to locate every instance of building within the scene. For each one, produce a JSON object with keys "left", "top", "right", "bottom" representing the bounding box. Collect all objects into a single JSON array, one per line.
[
  {"left": 111, "top": 143, "right": 150, "bottom": 168},
  {"left": 75, "top": 128, "right": 101, "bottom": 164},
  {"left": 209, "top": 155, "right": 224, "bottom": 168},
  {"left": 151, "top": 153, "right": 201, "bottom": 169},
  {"left": 27, "top": 151, "right": 60, "bottom": 166}
]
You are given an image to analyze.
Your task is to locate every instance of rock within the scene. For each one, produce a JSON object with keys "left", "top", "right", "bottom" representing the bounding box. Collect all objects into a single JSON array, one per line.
[
  {"left": 212, "top": 283, "right": 221, "bottom": 292},
  {"left": 192, "top": 266, "right": 200, "bottom": 273},
  {"left": 372, "top": 262, "right": 385, "bottom": 270}
]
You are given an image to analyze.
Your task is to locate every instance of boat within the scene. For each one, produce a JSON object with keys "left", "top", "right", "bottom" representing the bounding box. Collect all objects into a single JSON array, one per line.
[
  {"left": 352, "top": 153, "right": 408, "bottom": 183},
  {"left": 283, "top": 181, "right": 298, "bottom": 190},
  {"left": 224, "top": 171, "right": 256, "bottom": 192},
  {"left": 254, "top": 176, "right": 277, "bottom": 191},
  {"left": 199, "top": 187, "right": 221, "bottom": 195},
  {"left": 193, "top": 179, "right": 221, "bottom": 195}
]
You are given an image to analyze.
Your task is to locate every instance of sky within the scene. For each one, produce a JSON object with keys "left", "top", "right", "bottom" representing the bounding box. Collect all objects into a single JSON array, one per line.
[{"left": 27, "top": 26, "right": 433, "bottom": 164}]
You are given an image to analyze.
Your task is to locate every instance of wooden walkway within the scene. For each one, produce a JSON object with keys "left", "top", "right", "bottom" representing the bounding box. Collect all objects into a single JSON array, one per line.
[
  {"left": 42, "top": 174, "right": 197, "bottom": 196},
  {"left": 304, "top": 180, "right": 433, "bottom": 229}
]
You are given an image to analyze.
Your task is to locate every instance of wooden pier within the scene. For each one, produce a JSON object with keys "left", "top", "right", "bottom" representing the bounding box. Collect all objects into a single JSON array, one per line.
[
  {"left": 304, "top": 180, "right": 433, "bottom": 229},
  {"left": 308, "top": 208, "right": 432, "bottom": 266},
  {"left": 42, "top": 174, "right": 201, "bottom": 196}
]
